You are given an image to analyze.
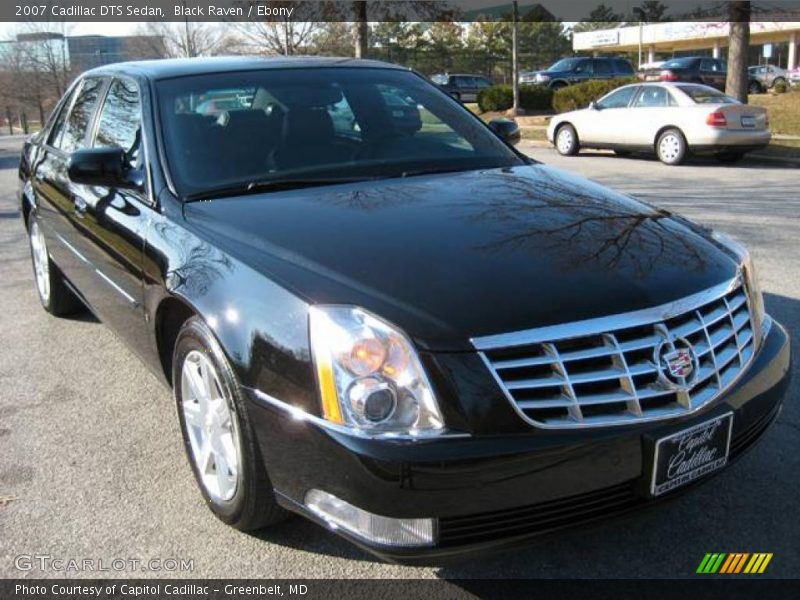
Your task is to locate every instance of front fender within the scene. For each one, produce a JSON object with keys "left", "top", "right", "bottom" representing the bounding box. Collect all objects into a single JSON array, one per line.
[{"left": 141, "top": 203, "right": 319, "bottom": 416}]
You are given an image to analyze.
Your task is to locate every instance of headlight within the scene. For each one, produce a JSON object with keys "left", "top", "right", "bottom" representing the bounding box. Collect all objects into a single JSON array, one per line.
[
  {"left": 309, "top": 305, "right": 445, "bottom": 437},
  {"left": 712, "top": 231, "right": 766, "bottom": 346}
]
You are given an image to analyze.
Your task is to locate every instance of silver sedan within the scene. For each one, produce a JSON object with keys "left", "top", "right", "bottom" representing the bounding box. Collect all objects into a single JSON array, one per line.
[{"left": 547, "top": 83, "right": 771, "bottom": 165}]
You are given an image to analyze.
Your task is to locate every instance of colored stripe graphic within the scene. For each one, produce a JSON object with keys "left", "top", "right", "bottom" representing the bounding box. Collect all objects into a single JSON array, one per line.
[
  {"left": 697, "top": 553, "right": 727, "bottom": 573},
  {"left": 757, "top": 553, "right": 773, "bottom": 573},
  {"left": 700, "top": 553, "right": 774, "bottom": 574}
]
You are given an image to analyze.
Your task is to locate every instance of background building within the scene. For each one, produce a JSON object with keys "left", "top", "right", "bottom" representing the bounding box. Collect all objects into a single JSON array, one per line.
[{"left": 574, "top": 22, "right": 800, "bottom": 70}]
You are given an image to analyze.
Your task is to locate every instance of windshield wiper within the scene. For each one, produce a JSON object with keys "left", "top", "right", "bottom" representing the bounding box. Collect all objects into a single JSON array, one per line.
[
  {"left": 184, "top": 176, "right": 374, "bottom": 202},
  {"left": 395, "top": 166, "right": 470, "bottom": 178}
]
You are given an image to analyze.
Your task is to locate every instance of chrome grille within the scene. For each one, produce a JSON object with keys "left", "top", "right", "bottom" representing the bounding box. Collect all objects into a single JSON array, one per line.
[{"left": 474, "top": 276, "right": 758, "bottom": 428}]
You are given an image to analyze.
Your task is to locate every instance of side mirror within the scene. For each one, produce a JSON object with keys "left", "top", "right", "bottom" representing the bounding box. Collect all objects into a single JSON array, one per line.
[
  {"left": 488, "top": 118, "right": 521, "bottom": 146},
  {"left": 68, "top": 147, "right": 136, "bottom": 188},
  {"left": 589, "top": 100, "right": 599, "bottom": 110}
]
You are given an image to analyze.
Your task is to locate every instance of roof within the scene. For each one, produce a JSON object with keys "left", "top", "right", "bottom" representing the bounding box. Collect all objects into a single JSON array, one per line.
[{"left": 85, "top": 55, "right": 408, "bottom": 80}]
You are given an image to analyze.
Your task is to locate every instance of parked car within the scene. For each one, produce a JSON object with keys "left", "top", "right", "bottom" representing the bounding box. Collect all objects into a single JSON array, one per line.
[
  {"left": 521, "top": 56, "right": 635, "bottom": 89},
  {"left": 547, "top": 82, "right": 770, "bottom": 164},
  {"left": 640, "top": 56, "right": 727, "bottom": 91},
  {"left": 748, "top": 65, "right": 789, "bottom": 93},
  {"left": 431, "top": 73, "right": 493, "bottom": 102},
  {"left": 19, "top": 57, "right": 789, "bottom": 562}
]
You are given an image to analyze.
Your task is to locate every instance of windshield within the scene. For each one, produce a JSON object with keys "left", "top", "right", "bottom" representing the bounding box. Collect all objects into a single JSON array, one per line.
[
  {"left": 157, "top": 68, "right": 523, "bottom": 198},
  {"left": 547, "top": 58, "right": 582, "bottom": 72},
  {"left": 677, "top": 85, "right": 739, "bottom": 104},
  {"left": 661, "top": 58, "right": 698, "bottom": 69}
]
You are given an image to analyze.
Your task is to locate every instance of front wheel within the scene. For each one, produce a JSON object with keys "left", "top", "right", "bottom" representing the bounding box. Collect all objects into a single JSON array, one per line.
[
  {"left": 748, "top": 81, "right": 763, "bottom": 94},
  {"left": 656, "top": 128, "right": 687, "bottom": 165},
  {"left": 555, "top": 124, "right": 580, "bottom": 156},
  {"left": 28, "top": 215, "right": 82, "bottom": 316},
  {"left": 173, "top": 317, "right": 287, "bottom": 531}
]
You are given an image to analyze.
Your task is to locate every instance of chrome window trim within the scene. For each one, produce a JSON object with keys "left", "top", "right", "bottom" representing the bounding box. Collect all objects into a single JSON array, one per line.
[{"left": 473, "top": 273, "right": 768, "bottom": 430}]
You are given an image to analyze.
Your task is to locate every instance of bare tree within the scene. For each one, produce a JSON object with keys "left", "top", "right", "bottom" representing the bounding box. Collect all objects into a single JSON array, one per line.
[
  {"left": 13, "top": 22, "right": 72, "bottom": 98},
  {"left": 232, "top": 21, "right": 322, "bottom": 55},
  {"left": 726, "top": 1, "right": 751, "bottom": 103},
  {"left": 134, "top": 22, "right": 239, "bottom": 58}
]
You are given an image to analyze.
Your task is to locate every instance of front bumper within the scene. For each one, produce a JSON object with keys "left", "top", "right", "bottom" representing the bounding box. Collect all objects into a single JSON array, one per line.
[{"left": 246, "top": 319, "right": 790, "bottom": 563}]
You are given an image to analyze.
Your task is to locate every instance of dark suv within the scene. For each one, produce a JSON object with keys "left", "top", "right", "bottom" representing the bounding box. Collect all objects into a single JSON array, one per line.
[
  {"left": 431, "top": 73, "right": 493, "bottom": 102},
  {"left": 520, "top": 57, "right": 635, "bottom": 89}
]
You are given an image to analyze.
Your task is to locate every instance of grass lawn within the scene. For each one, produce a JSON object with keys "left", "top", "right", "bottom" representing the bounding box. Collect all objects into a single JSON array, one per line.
[{"left": 748, "top": 91, "right": 800, "bottom": 136}]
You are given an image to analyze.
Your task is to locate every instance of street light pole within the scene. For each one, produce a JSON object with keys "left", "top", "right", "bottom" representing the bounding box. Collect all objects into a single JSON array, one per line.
[{"left": 512, "top": 0, "right": 520, "bottom": 115}]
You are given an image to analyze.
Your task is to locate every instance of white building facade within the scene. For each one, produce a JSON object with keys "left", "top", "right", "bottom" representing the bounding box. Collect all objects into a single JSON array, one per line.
[{"left": 574, "top": 21, "right": 800, "bottom": 71}]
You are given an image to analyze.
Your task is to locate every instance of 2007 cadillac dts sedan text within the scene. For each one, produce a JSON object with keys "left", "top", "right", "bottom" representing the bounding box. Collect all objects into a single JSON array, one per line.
[{"left": 18, "top": 57, "right": 790, "bottom": 563}]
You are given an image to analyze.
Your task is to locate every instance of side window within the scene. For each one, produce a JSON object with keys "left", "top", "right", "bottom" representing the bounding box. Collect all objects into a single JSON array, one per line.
[
  {"left": 47, "top": 87, "right": 78, "bottom": 148},
  {"left": 56, "top": 78, "right": 104, "bottom": 153},
  {"left": 700, "top": 58, "right": 714, "bottom": 71},
  {"left": 93, "top": 78, "right": 142, "bottom": 167},
  {"left": 594, "top": 60, "right": 612, "bottom": 75},
  {"left": 575, "top": 59, "right": 593, "bottom": 74},
  {"left": 597, "top": 86, "right": 637, "bottom": 109},
  {"left": 633, "top": 86, "right": 668, "bottom": 107},
  {"left": 667, "top": 90, "right": 679, "bottom": 107},
  {"left": 476, "top": 78, "right": 492, "bottom": 89},
  {"left": 614, "top": 59, "right": 634, "bottom": 75},
  {"left": 326, "top": 94, "right": 359, "bottom": 139}
]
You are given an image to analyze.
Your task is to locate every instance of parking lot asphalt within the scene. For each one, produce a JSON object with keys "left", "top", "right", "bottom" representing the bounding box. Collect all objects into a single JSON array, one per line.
[{"left": 0, "top": 135, "right": 797, "bottom": 580}]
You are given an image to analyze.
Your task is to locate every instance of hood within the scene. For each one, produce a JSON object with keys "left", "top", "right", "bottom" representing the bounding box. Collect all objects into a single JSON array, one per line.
[{"left": 183, "top": 165, "right": 737, "bottom": 351}]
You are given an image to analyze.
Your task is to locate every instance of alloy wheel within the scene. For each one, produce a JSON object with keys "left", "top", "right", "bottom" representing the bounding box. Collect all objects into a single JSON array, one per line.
[
  {"left": 181, "top": 350, "right": 241, "bottom": 502},
  {"left": 29, "top": 221, "right": 50, "bottom": 304}
]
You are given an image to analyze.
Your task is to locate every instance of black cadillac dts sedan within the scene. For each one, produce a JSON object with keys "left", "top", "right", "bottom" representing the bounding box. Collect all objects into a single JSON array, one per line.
[{"left": 18, "top": 57, "right": 790, "bottom": 562}]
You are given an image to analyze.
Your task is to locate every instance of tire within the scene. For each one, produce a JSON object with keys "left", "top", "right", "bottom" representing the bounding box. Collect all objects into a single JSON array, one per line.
[
  {"left": 550, "top": 81, "right": 567, "bottom": 91},
  {"left": 555, "top": 124, "right": 580, "bottom": 156},
  {"left": 656, "top": 128, "right": 687, "bottom": 165},
  {"left": 716, "top": 151, "right": 745, "bottom": 164},
  {"left": 748, "top": 81, "right": 763, "bottom": 94},
  {"left": 27, "top": 214, "right": 82, "bottom": 317},
  {"left": 614, "top": 150, "right": 632, "bottom": 157},
  {"left": 173, "top": 317, "right": 287, "bottom": 531},
  {"left": 772, "top": 77, "right": 786, "bottom": 89}
]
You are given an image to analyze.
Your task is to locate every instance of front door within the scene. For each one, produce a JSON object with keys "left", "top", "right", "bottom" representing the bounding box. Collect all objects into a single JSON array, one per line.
[{"left": 65, "top": 76, "right": 150, "bottom": 350}]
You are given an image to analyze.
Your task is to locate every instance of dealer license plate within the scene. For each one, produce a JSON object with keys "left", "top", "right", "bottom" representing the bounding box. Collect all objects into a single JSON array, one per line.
[{"left": 651, "top": 413, "right": 733, "bottom": 497}]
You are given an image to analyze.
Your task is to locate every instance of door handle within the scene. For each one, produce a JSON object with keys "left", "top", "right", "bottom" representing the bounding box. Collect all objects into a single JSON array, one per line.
[{"left": 74, "top": 196, "right": 87, "bottom": 216}]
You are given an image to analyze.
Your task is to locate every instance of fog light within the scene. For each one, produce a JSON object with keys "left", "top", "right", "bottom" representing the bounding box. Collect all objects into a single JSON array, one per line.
[{"left": 305, "top": 489, "right": 436, "bottom": 547}]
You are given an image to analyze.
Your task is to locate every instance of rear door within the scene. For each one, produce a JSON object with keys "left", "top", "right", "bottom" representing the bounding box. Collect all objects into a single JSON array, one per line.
[
  {"left": 625, "top": 85, "right": 677, "bottom": 145},
  {"left": 31, "top": 77, "right": 106, "bottom": 291},
  {"left": 592, "top": 59, "right": 613, "bottom": 81}
]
